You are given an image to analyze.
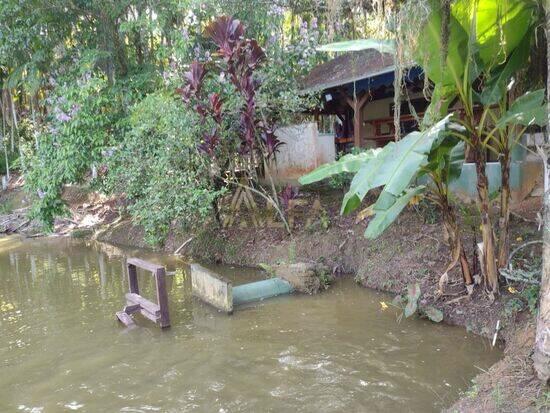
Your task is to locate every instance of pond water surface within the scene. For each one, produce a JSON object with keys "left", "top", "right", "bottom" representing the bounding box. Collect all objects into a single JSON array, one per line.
[{"left": 0, "top": 236, "right": 501, "bottom": 412}]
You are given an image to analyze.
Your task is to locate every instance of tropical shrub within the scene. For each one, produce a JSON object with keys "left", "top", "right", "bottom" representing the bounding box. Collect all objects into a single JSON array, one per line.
[
  {"left": 103, "top": 92, "right": 223, "bottom": 246},
  {"left": 415, "top": 0, "right": 545, "bottom": 293},
  {"left": 24, "top": 72, "right": 118, "bottom": 228}
]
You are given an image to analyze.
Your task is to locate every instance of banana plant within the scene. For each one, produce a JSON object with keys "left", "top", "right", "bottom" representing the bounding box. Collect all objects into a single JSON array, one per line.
[
  {"left": 416, "top": 0, "right": 545, "bottom": 294},
  {"left": 309, "top": 0, "right": 546, "bottom": 292},
  {"left": 300, "top": 116, "right": 474, "bottom": 286}
]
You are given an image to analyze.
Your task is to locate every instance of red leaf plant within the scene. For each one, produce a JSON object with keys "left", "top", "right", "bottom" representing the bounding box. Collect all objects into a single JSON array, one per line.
[{"left": 179, "top": 15, "right": 284, "bottom": 160}]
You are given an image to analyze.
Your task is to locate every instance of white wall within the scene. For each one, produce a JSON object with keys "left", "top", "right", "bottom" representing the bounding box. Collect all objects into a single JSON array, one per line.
[{"left": 269, "top": 123, "right": 336, "bottom": 184}]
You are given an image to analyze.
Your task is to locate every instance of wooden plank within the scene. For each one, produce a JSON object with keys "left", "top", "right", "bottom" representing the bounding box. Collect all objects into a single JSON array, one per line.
[
  {"left": 124, "top": 304, "right": 141, "bottom": 314},
  {"left": 116, "top": 311, "right": 136, "bottom": 327},
  {"left": 139, "top": 308, "right": 160, "bottom": 323},
  {"left": 127, "top": 258, "right": 164, "bottom": 273},
  {"left": 126, "top": 293, "right": 161, "bottom": 317}
]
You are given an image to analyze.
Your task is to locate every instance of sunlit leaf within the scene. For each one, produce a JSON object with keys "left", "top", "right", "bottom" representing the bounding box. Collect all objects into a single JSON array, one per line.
[
  {"left": 342, "top": 115, "right": 451, "bottom": 215},
  {"left": 478, "top": 31, "right": 531, "bottom": 105}
]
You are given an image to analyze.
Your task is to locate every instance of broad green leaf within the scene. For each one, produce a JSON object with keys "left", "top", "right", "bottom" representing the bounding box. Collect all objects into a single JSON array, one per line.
[
  {"left": 497, "top": 89, "right": 546, "bottom": 128},
  {"left": 299, "top": 149, "right": 381, "bottom": 185},
  {"left": 316, "top": 39, "right": 396, "bottom": 54},
  {"left": 342, "top": 116, "right": 451, "bottom": 215},
  {"left": 341, "top": 143, "right": 394, "bottom": 214},
  {"left": 478, "top": 30, "right": 531, "bottom": 105},
  {"left": 453, "top": 0, "right": 538, "bottom": 67},
  {"left": 422, "top": 306, "right": 444, "bottom": 323},
  {"left": 364, "top": 186, "right": 425, "bottom": 239},
  {"left": 447, "top": 141, "right": 466, "bottom": 182},
  {"left": 417, "top": 0, "right": 537, "bottom": 100},
  {"left": 425, "top": 134, "right": 465, "bottom": 184},
  {"left": 376, "top": 132, "right": 430, "bottom": 197},
  {"left": 416, "top": 0, "right": 468, "bottom": 91}
]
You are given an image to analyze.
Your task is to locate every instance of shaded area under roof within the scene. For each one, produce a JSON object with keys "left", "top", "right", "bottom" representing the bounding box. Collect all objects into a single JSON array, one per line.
[{"left": 301, "top": 49, "right": 395, "bottom": 93}]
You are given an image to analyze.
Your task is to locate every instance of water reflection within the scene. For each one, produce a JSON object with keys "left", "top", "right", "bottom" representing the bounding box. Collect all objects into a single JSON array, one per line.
[{"left": 0, "top": 236, "right": 501, "bottom": 412}]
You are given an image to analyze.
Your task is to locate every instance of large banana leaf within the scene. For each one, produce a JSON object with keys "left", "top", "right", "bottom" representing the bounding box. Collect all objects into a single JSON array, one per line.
[
  {"left": 415, "top": 0, "right": 468, "bottom": 91},
  {"left": 425, "top": 137, "right": 465, "bottom": 183},
  {"left": 298, "top": 148, "right": 382, "bottom": 185},
  {"left": 478, "top": 30, "right": 531, "bottom": 105},
  {"left": 496, "top": 89, "right": 547, "bottom": 128},
  {"left": 340, "top": 143, "right": 395, "bottom": 214},
  {"left": 447, "top": 141, "right": 466, "bottom": 182},
  {"left": 452, "top": 0, "right": 538, "bottom": 67},
  {"left": 364, "top": 186, "right": 425, "bottom": 239},
  {"left": 316, "top": 39, "right": 396, "bottom": 54},
  {"left": 418, "top": 0, "right": 537, "bottom": 99},
  {"left": 341, "top": 115, "right": 452, "bottom": 214}
]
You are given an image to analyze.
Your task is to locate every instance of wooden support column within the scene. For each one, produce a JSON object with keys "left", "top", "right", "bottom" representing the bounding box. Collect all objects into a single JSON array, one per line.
[
  {"left": 154, "top": 267, "right": 170, "bottom": 328},
  {"left": 345, "top": 93, "right": 370, "bottom": 148},
  {"left": 128, "top": 263, "right": 139, "bottom": 294}
]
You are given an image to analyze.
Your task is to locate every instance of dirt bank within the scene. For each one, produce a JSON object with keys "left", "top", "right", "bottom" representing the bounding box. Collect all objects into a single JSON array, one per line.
[{"left": 1, "top": 181, "right": 548, "bottom": 410}]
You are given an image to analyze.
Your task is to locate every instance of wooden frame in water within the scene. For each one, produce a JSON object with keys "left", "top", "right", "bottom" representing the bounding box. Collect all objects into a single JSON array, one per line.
[{"left": 116, "top": 258, "right": 170, "bottom": 329}]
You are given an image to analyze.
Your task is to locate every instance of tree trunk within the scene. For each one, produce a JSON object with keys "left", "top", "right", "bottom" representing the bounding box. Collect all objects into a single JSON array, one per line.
[
  {"left": 533, "top": 152, "right": 550, "bottom": 382},
  {"left": 533, "top": 1, "right": 550, "bottom": 383},
  {"left": 472, "top": 138, "right": 499, "bottom": 294},
  {"left": 498, "top": 147, "right": 511, "bottom": 268},
  {"left": 441, "top": 194, "right": 473, "bottom": 285}
]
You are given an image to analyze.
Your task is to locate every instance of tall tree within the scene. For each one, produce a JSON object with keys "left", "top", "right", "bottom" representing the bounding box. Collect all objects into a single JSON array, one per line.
[{"left": 533, "top": 0, "right": 550, "bottom": 384}]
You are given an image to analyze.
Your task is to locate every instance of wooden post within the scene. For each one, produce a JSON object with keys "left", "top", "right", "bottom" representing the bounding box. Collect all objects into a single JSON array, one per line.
[
  {"left": 345, "top": 93, "right": 370, "bottom": 148},
  {"left": 533, "top": 6, "right": 550, "bottom": 383},
  {"left": 155, "top": 267, "right": 170, "bottom": 328},
  {"left": 128, "top": 263, "right": 139, "bottom": 294}
]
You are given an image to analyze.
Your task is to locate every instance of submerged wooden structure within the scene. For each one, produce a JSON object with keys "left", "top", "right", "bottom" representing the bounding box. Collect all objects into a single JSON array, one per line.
[{"left": 116, "top": 258, "right": 170, "bottom": 328}]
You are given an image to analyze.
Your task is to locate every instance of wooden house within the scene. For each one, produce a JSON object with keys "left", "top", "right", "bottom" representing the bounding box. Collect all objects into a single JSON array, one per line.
[{"left": 301, "top": 49, "right": 427, "bottom": 151}]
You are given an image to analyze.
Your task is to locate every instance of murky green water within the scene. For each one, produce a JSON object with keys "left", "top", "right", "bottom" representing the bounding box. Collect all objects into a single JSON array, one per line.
[{"left": 0, "top": 236, "right": 501, "bottom": 412}]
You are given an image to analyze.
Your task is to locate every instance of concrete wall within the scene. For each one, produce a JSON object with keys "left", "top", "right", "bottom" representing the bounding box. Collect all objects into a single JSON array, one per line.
[
  {"left": 269, "top": 123, "right": 336, "bottom": 184},
  {"left": 190, "top": 264, "right": 233, "bottom": 313},
  {"left": 450, "top": 157, "right": 542, "bottom": 203}
]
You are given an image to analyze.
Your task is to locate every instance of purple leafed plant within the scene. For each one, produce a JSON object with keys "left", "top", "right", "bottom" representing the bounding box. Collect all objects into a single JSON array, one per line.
[
  {"left": 261, "top": 126, "right": 284, "bottom": 159},
  {"left": 179, "top": 15, "right": 284, "bottom": 160},
  {"left": 177, "top": 62, "right": 222, "bottom": 156}
]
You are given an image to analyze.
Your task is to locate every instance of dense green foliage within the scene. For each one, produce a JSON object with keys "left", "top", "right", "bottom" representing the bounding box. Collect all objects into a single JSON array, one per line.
[
  {"left": 2, "top": 0, "right": 367, "bottom": 241},
  {"left": 104, "top": 93, "right": 223, "bottom": 245},
  {"left": 24, "top": 71, "right": 120, "bottom": 227}
]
